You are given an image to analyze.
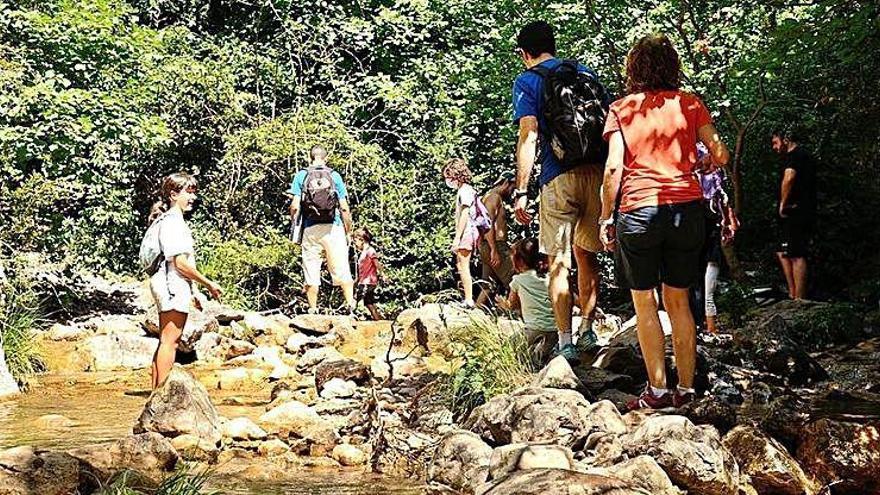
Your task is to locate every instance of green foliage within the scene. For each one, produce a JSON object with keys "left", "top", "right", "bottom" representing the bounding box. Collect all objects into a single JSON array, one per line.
[
  {"left": 1, "top": 0, "right": 878, "bottom": 311},
  {"left": 443, "top": 315, "right": 535, "bottom": 418},
  {"left": 0, "top": 257, "right": 45, "bottom": 387},
  {"left": 715, "top": 281, "right": 757, "bottom": 329}
]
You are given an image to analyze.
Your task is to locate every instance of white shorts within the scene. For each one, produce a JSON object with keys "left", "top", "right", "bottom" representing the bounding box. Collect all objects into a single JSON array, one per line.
[
  {"left": 149, "top": 260, "right": 192, "bottom": 314},
  {"left": 302, "top": 224, "right": 353, "bottom": 287}
]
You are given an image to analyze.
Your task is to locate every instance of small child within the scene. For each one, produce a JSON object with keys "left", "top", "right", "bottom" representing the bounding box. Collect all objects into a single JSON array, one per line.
[
  {"left": 352, "top": 228, "right": 383, "bottom": 321},
  {"left": 496, "top": 238, "right": 558, "bottom": 365},
  {"left": 443, "top": 158, "right": 479, "bottom": 308}
]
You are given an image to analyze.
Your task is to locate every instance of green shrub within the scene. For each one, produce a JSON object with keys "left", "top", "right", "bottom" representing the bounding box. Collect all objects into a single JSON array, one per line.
[
  {"left": 442, "top": 314, "right": 535, "bottom": 418},
  {"left": 716, "top": 281, "right": 758, "bottom": 329},
  {"left": 97, "top": 464, "right": 216, "bottom": 495},
  {"left": 195, "top": 227, "right": 302, "bottom": 311}
]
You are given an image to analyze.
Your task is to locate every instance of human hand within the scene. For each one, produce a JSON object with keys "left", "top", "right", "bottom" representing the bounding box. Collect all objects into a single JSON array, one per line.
[
  {"left": 514, "top": 195, "right": 531, "bottom": 225},
  {"left": 490, "top": 248, "right": 501, "bottom": 269},
  {"left": 206, "top": 281, "right": 223, "bottom": 301},
  {"left": 778, "top": 204, "right": 788, "bottom": 218},
  {"left": 599, "top": 219, "right": 617, "bottom": 252},
  {"left": 192, "top": 295, "right": 204, "bottom": 312},
  {"left": 494, "top": 295, "right": 510, "bottom": 311}
]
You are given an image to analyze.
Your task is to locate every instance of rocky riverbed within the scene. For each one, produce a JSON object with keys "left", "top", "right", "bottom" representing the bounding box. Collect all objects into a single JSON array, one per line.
[{"left": 1, "top": 274, "right": 879, "bottom": 494}]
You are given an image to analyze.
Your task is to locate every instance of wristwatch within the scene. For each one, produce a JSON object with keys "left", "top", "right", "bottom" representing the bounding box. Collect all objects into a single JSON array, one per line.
[{"left": 512, "top": 189, "right": 528, "bottom": 201}]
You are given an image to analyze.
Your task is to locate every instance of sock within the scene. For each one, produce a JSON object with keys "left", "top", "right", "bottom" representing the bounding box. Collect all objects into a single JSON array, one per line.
[
  {"left": 558, "top": 330, "right": 572, "bottom": 347},
  {"left": 650, "top": 385, "right": 669, "bottom": 397},
  {"left": 677, "top": 385, "right": 695, "bottom": 395}
]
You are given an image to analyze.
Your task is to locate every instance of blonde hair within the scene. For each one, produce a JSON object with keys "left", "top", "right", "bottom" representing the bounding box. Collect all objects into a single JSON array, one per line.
[
  {"left": 442, "top": 157, "right": 472, "bottom": 184},
  {"left": 147, "top": 172, "right": 197, "bottom": 225}
]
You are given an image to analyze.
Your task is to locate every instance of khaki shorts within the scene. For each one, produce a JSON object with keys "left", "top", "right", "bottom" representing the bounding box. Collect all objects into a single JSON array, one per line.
[
  {"left": 539, "top": 165, "right": 603, "bottom": 264},
  {"left": 302, "top": 224, "right": 353, "bottom": 287}
]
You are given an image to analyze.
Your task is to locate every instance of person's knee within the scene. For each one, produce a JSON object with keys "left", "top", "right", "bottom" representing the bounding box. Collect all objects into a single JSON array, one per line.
[{"left": 631, "top": 289, "right": 658, "bottom": 311}]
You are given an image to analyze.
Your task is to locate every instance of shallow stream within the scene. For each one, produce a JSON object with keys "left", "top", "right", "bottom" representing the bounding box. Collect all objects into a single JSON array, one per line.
[{"left": 0, "top": 371, "right": 426, "bottom": 494}]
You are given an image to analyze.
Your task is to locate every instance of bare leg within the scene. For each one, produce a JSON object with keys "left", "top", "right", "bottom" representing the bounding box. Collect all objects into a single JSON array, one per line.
[
  {"left": 631, "top": 289, "right": 666, "bottom": 389},
  {"left": 573, "top": 246, "right": 599, "bottom": 320},
  {"left": 340, "top": 281, "right": 356, "bottom": 310},
  {"left": 662, "top": 285, "right": 697, "bottom": 389},
  {"left": 547, "top": 253, "right": 573, "bottom": 332},
  {"left": 305, "top": 285, "right": 319, "bottom": 311},
  {"left": 776, "top": 252, "right": 796, "bottom": 299},
  {"left": 151, "top": 310, "right": 186, "bottom": 389},
  {"left": 792, "top": 257, "right": 808, "bottom": 300},
  {"left": 456, "top": 250, "right": 474, "bottom": 303},
  {"left": 475, "top": 286, "right": 491, "bottom": 309},
  {"left": 367, "top": 304, "right": 382, "bottom": 321}
]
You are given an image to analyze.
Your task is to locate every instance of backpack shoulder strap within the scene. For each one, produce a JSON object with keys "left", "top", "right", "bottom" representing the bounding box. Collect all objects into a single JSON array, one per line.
[{"left": 528, "top": 64, "right": 552, "bottom": 78}]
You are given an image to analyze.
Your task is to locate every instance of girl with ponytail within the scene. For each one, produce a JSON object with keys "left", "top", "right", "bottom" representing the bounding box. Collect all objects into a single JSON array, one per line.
[
  {"left": 147, "top": 173, "right": 223, "bottom": 389},
  {"left": 496, "top": 237, "right": 557, "bottom": 365}
]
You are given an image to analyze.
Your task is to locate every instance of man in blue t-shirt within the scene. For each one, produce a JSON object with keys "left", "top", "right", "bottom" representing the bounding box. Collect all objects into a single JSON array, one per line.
[
  {"left": 288, "top": 145, "right": 356, "bottom": 314},
  {"left": 511, "top": 21, "right": 607, "bottom": 361}
]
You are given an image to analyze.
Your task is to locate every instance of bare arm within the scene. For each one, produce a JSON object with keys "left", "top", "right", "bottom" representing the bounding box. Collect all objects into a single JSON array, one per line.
[
  {"left": 496, "top": 288, "right": 521, "bottom": 312},
  {"left": 779, "top": 168, "right": 796, "bottom": 215},
  {"left": 599, "top": 132, "right": 625, "bottom": 251},
  {"left": 339, "top": 198, "right": 353, "bottom": 234},
  {"left": 698, "top": 123, "right": 730, "bottom": 168},
  {"left": 173, "top": 255, "right": 221, "bottom": 299},
  {"left": 483, "top": 193, "right": 501, "bottom": 264},
  {"left": 289, "top": 195, "right": 300, "bottom": 221},
  {"left": 514, "top": 117, "right": 539, "bottom": 224}
]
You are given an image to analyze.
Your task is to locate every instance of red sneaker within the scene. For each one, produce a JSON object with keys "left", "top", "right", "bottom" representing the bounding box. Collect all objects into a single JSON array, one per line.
[
  {"left": 626, "top": 386, "right": 673, "bottom": 411},
  {"left": 673, "top": 389, "right": 695, "bottom": 408}
]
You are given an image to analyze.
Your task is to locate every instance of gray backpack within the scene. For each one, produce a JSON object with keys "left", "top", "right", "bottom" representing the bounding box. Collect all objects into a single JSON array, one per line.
[{"left": 139, "top": 213, "right": 168, "bottom": 275}]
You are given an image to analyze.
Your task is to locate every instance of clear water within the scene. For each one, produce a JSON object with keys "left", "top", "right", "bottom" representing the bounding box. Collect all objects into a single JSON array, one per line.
[{"left": 0, "top": 371, "right": 425, "bottom": 494}]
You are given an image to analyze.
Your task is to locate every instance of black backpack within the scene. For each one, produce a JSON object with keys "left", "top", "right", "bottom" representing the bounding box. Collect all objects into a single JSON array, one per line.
[
  {"left": 301, "top": 166, "right": 339, "bottom": 223},
  {"left": 530, "top": 60, "right": 610, "bottom": 168}
]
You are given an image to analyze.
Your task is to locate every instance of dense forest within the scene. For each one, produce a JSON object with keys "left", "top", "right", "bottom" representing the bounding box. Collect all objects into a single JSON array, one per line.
[{"left": 1, "top": 0, "right": 879, "bottom": 312}]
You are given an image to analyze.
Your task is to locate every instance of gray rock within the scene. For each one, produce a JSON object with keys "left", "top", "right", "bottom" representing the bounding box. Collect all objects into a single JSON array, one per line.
[
  {"left": 291, "top": 314, "right": 353, "bottom": 335},
  {"left": 516, "top": 444, "right": 574, "bottom": 471},
  {"left": 477, "top": 468, "right": 650, "bottom": 495},
  {"left": 285, "top": 333, "right": 320, "bottom": 354},
  {"left": 221, "top": 417, "right": 267, "bottom": 441},
  {"left": 143, "top": 306, "right": 218, "bottom": 353},
  {"left": 723, "top": 425, "right": 818, "bottom": 495},
  {"left": 193, "top": 332, "right": 255, "bottom": 363},
  {"left": 0, "top": 446, "right": 83, "bottom": 495},
  {"left": 46, "top": 323, "right": 87, "bottom": 341},
  {"left": 80, "top": 333, "right": 157, "bottom": 371},
  {"left": 428, "top": 430, "right": 493, "bottom": 494},
  {"left": 532, "top": 356, "right": 583, "bottom": 390},
  {"left": 314, "top": 359, "right": 371, "bottom": 392},
  {"left": 319, "top": 378, "right": 357, "bottom": 399},
  {"left": 796, "top": 418, "right": 880, "bottom": 494},
  {"left": 69, "top": 432, "right": 179, "bottom": 485},
  {"left": 134, "top": 365, "right": 221, "bottom": 445},
  {"left": 622, "top": 415, "right": 740, "bottom": 495},
  {"left": 332, "top": 444, "right": 368, "bottom": 466},
  {"left": 258, "top": 401, "right": 338, "bottom": 455},
  {"left": 601, "top": 456, "right": 683, "bottom": 495},
  {"left": 297, "top": 346, "right": 344, "bottom": 372},
  {"left": 467, "top": 389, "right": 624, "bottom": 449},
  {"left": 171, "top": 434, "right": 219, "bottom": 462}
]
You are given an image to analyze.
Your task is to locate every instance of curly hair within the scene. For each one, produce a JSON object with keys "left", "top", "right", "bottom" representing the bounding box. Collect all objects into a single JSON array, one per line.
[
  {"left": 625, "top": 34, "right": 681, "bottom": 94},
  {"left": 443, "top": 157, "right": 472, "bottom": 184},
  {"left": 147, "top": 172, "right": 197, "bottom": 225}
]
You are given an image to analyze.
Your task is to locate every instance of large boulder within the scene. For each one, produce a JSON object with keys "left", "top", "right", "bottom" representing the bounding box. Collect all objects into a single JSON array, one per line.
[
  {"left": 142, "top": 306, "right": 218, "bottom": 353},
  {"left": 532, "top": 356, "right": 583, "bottom": 390},
  {"left": 600, "top": 456, "right": 683, "bottom": 495},
  {"left": 796, "top": 418, "right": 880, "bottom": 493},
  {"left": 744, "top": 300, "right": 864, "bottom": 350},
  {"left": 69, "top": 432, "right": 179, "bottom": 484},
  {"left": 79, "top": 333, "right": 157, "bottom": 371},
  {"left": 466, "top": 388, "right": 624, "bottom": 448},
  {"left": 290, "top": 314, "right": 353, "bottom": 336},
  {"left": 722, "top": 425, "right": 818, "bottom": 495},
  {"left": 314, "top": 359, "right": 372, "bottom": 392},
  {"left": 622, "top": 415, "right": 741, "bottom": 495},
  {"left": 221, "top": 417, "right": 268, "bottom": 441},
  {"left": 733, "top": 315, "right": 827, "bottom": 386},
  {"left": 297, "top": 346, "right": 344, "bottom": 372},
  {"left": 0, "top": 346, "right": 20, "bottom": 398},
  {"left": 478, "top": 468, "right": 650, "bottom": 495},
  {"left": 134, "top": 365, "right": 221, "bottom": 445},
  {"left": 0, "top": 446, "right": 84, "bottom": 495},
  {"left": 393, "top": 304, "right": 479, "bottom": 357},
  {"left": 193, "top": 332, "right": 255, "bottom": 363},
  {"left": 489, "top": 444, "right": 574, "bottom": 480},
  {"left": 258, "top": 401, "right": 338, "bottom": 455},
  {"left": 428, "top": 430, "right": 493, "bottom": 494}
]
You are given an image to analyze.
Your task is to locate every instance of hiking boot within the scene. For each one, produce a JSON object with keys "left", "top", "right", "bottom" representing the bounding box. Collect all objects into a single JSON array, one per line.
[
  {"left": 553, "top": 344, "right": 581, "bottom": 365},
  {"left": 626, "top": 385, "right": 673, "bottom": 411},
  {"left": 673, "top": 389, "right": 695, "bottom": 408},
  {"left": 575, "top": 318, "right": 599, "bottom": 353}
]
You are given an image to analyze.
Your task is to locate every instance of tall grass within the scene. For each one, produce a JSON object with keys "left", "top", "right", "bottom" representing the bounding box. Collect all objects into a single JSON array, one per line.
[
  {"left": 443, "top": 314, "right": 536, "bottom": 418},
  {"left": 98, "top": 465, "right": 216, "bottom": 495},
  {"left": 0, "top": 282, "right": 44, "bottom": 387}
]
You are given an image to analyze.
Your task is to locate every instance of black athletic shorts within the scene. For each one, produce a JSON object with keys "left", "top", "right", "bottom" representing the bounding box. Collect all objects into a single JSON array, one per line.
[
  {"left": 615, "top": 200, "right": 705, "bottom": 290},
  {"left": 779, "top": 213, "right": 814, "bottom": 258},
  {"left": 356, "top": 284, "right": 377, "bottom": 305}
]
